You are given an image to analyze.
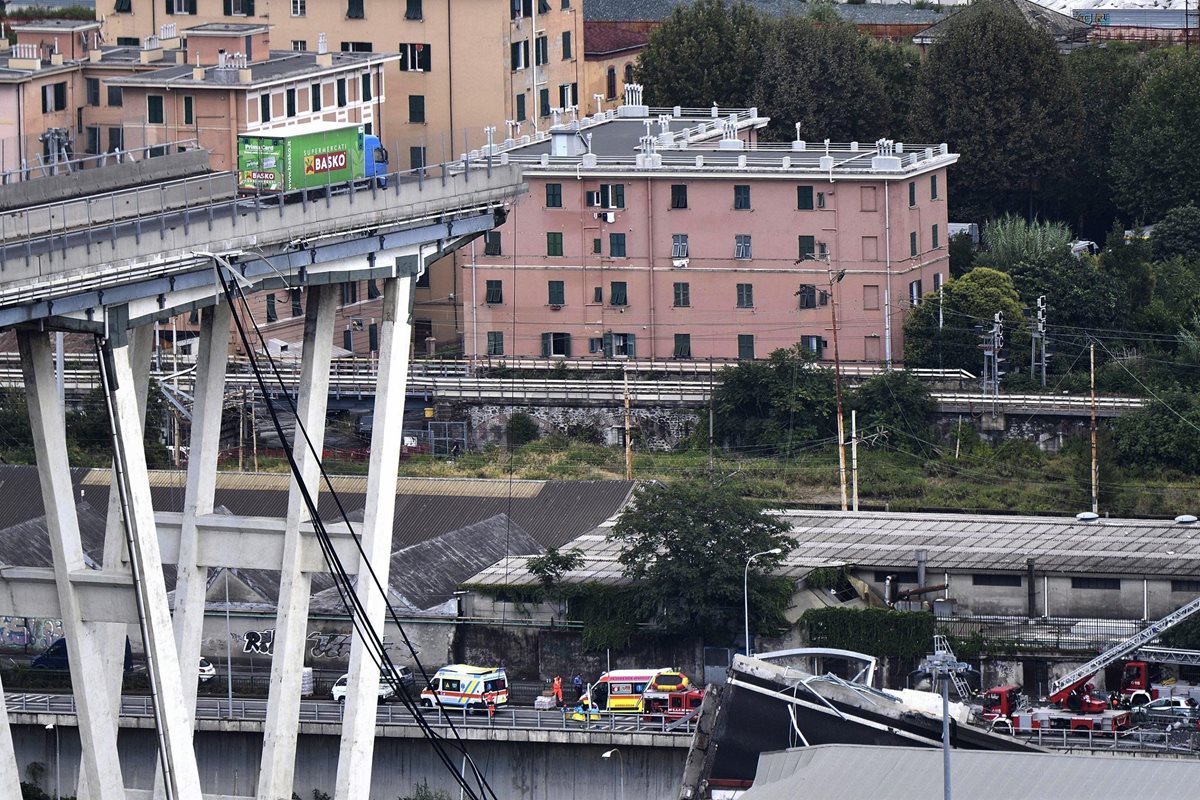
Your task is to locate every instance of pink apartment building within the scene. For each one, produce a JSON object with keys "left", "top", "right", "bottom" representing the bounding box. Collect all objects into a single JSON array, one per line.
[{"left": 464, "top": 97, "right": 959, "bottom": 366}]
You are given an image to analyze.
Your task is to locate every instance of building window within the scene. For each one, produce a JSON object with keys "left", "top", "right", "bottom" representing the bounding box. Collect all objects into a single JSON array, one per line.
[
  {"left": 341, "top": 41, "right": 372, "bottom": 52},
  {"left": 547, "top": 232, "right": 564, "bottom": 257},
  {"left": 147, "top": 94, "right": 164, "bottom": 124},
  {"left": 670, "top": 184, "right": 688, "bottom": 209},
  {"left": 108, "top": 127, "right": 124, "bottom": 152},
  {"left": 42, "top": 83, "right": 67, "bottom": 114},
  {"left": 545, "top": 183, "right": 563, "bottom": 208},
  {"left": 340, "top": 282, "right": 358, "bottom": 305},
  {"left": 910, "top": 231, "right": 918, "bottom": 258},
  {"left": 588, "top": 336, "right": 603, "bottom": 353},
  {"left": 266, "top": 294, "right": 277, "bottom": 322},
  {"left": 908, "top": 181, "right": 916, "bottom": 208},
  {"left": 361, "top": 74, "right": 373, "bottom": 102},
  {"left": 973, "top": 573, "right": 1022, "bottom": 587},
  {"left": 167, "top": 0, "right": 197, "bottom": 13},
  {"left": 547, "top": 280, "right": 565, "bottom": 305},
  {"left": 624, "top": 63, "right": 634, "bottom": 84},
  {"left": 512, "top": 0, "right": 532, "bottom": 19},
  {"left": 85, "top": 78, "right": 100, "bottom": 107},
  {"left": 863, "top": 284, "right": 880, "bottom": 311},
  {"left": 735, "top": 234, "right": 752, "bottom": 260},
  {"left": 515, "top": 94, "right": 526, "bottom": 122},
  {"left": 798, "top": 235, "right": 816, "bottom": 260},
  {"left": 737, "top": 334, "right": 755, "bottom": 360},
  {"left": 400, "top": 43, "right": 431, "bottom": 71},
  {"left": 589, "top": 286, "right": 601, "bottom": 304},
  {"left": 485, "top": 280, "right": 503, "bottom": 304},
  {"left": 483, "top": 231, "right": 501, "bottom": 256},
  {"left": 285, "top": 88, "right": 297, "bottom": 117},
  {"left": 931, "top": 174, "right": 939, "bottom": 201},
  {"left": 610, "top": 281, "right": 628, "bottom": 307},
  {"left": 405, "top": 95, "right": 425, "bottom": 123},
  {"left": 85, "top": 126, "right": 100, "bottom": 154},
  {"left": 183, "top": 95, "right": 194, "bottom": 125},
  {"left": 292, "top": 39, "right": 307, "bottom": 51},
  {"left": 558, "top": 82, "right": 578, "bottom": 109},
  {"left": 801, "top": 335, "right": 824, "bottom": 356},
  {"left": 736, "top": 283, "right": 753, "bottom": 309},
  {"left": 310, "top": 83, "right": 322, "bottom": 111},
  {"left": 405, "top": 0, "right": 423, "bottom": 20},
  {"left": 932, "top": 223, "right": 940, "bottom": 249},
  {"left": 909, "top": 280, "right": 923, "bottom": 306},
  {"left": 606, "top": 332, "right": 636, "bottom": 358},
  {"left": 587, "top": 183, "right": 624, "bottom": 208},
  {"left": 606, "top": 67, "right": 617, "bottom": 100},
  {"left": 798, "top": 284, "right": 817, "bottom": 310},
  {"left": 290, "top": 289, "right": 302, "bottom": 317},
  {"left": 1071, "top": 577, "right": 1121, "bottom": 591},
  {"left": 673, "top": 333, "right": 692, "bottom": 359},
  {"left": 511, "top": 40, "right": 529, "bottom": 71},
  {"left": 259, "top": 93, "right": 271, "bottom": 122},
  {"left": 337, "top": 78, "right": 348, "bottom": 107},
  {"left": 410, "top": 146, "right": 426, "bottom": 170},
  {"left": 672, "top": 234, "right": 689, "bottom": 259},
  {"left": 609, "top": 233, "right": 626, "bottom": 258},
  {"left": 592, "top": 238, "right": 601, "bottom": 254},
  {"left": 562, "top": 0, "right": 570, "bottom": 8},
  {"left": 562, "top": 31, "right": 572, "bottom": 59},
  {"left": 538, "top": 88, "right": 551, "bottom": 118},
  {"left": 817, "top": 191, "right": 826, "bottom": 209},
  {"left": 734, "top": 184, "right": 750, "bottom": 210},
  {"left": 487, "top": 331, "right": 504, "bottom": 355},
  {"left": 797, "top": 185, "right": 814, "bottom": 210},
  {"left": 673, "top": 282, "right": 690, "bottom": 307},
  {"left": 347, "top": 0, "right": 364, "bottom": 18},
  {"left": 107, "top": 86, "right": 123, "bottom": 107},
  {"left": 535, "top": 35, "right": 549, "bottom": 66},
  {"left": 874, "top": 571, "right": 919, "bottom": 584},
  {"left": 292, "top": 0, "right": 306, "bottom": 15},
  {"left": 367, "top": 278, "right": 382, "bottom": 298},
  {"left": 541, "top": 332, "right": 571, "bottom": 357},
  {"left": 1172, "top": 580, "right": 1200, "bottom": 593},
  {"left": 225, "top": 0, "right": 251, "bottom": 15},
  {"left": 114, "top": 0, "right": 132, "bottom": 11},
  {"left": 933, "top": 272, "right": 944, "bottom": 292}
]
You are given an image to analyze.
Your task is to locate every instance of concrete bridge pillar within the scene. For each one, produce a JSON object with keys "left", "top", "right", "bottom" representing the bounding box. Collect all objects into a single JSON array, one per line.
[{"left": 258, "top": 284, "right": 336, "bottom": 800}]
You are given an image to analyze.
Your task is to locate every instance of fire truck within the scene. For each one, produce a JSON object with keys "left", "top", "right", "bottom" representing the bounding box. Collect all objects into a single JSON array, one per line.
[
  {"left": 1119, "top": 647, "right": 1200, "bottom": 706},
  {"left": 982, "top": 595, "right": 1200, "bottom": 733}
]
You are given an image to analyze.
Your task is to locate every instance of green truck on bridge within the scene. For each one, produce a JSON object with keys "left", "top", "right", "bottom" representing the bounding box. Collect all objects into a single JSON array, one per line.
[{"left": 236, "top": 121, "right": 388, "bottom": 194}]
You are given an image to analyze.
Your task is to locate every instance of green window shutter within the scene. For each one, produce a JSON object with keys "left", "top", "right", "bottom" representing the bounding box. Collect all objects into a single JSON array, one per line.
[
  {"left": 223, "top": 0, "right": 232, "bottom": 14},
  {"left": 626, "top": 334, "right": 636, "bottom": 359},
  {"left": 602, "top": 332, "right": 613, "bottom": 358},
  {"left": 368, "top": 323, "right": 378, "bottom": 352},
  {"left": 187, "top": 0, "right": 197, "bottom": 12},
  {"left": 613, "top": 184, "right": 625, "bottom": 208},
  {"left": 165, "top": 0, "right": 174, "bottom": 15},
  {"left": 797, "top": 185, "right": 814, "bottom": 210},
  {"left": 799, "top": 235, "right": 816, "bottom": 259},
  {"left": 541, "top": 333, "right": 552, "bottom": 357}
]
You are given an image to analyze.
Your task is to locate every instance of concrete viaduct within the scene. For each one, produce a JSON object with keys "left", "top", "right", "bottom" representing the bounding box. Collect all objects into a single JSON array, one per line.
[{"left": 0, "top": 152, "right": 525, "bottom": 800}]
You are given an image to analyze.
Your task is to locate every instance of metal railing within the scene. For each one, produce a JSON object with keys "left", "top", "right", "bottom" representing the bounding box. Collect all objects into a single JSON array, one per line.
[{"left": 0, "top": 139, "right": 201, "bottom": 185}]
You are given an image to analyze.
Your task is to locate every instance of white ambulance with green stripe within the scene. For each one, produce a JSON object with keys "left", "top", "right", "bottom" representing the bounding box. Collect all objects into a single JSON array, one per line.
[{"left": 420, "top": 664, "right": 509, "bottom": 711}]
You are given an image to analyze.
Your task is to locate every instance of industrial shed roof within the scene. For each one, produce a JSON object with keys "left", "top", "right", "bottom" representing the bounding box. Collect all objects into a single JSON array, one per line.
[
  {"left": 781, "top": 510, "right": 1200, "bottom": 578},
  {"left": 742, "top": 744, "right": 1198, "bottom": 800}
]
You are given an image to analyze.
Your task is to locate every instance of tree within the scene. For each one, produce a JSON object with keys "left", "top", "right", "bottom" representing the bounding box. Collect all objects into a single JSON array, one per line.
[
  {"left": 913, "top": 4, "right": 1082, "bottom": 222},
  {"left": 635, "top": 0, "right": 766, "bottom": 108},
  {"left": 850, "top": 371, "right": 936, "bottom": 454},
  {"left": 754, "top": 14, "right": 890, "bottom": 141},
  {"left": 1110, "top": 392, "right": 1200, "bottom": 474},
  {"left": 608, "top": 481, "right": 794, "bottom": 643},
  {"left": 866, "top": 39, "right": 922, "bottom": 140},
  {"left": 980, "top": 215, "right": 1072, "bottom": 271},
  {"left": 506, "top": 412, "right": 540, "bottom": 446},
  {"left": 525, "top": 547, "right": 584, "bottom": 590},
  {"left": 1097, "top": 221, "right": 1153, "bottom": 318},
  {"left": 711, "top": 345, "right": 837, "bottom": 454},
  {"left": 948, "top": 231, "right": 977, "bottom": 278},
  {"left": 999, "top": 251, "right": 1125, "bottom": 336},
  {"left": 902, "top": 267, "right": 1027, "bottom": 374},
  {"left": 1111, "top": 52, "right": 1200, "bottom": 220},
  {"left": 1151, "top": 205, "right": 1200, "bottom": 263}
]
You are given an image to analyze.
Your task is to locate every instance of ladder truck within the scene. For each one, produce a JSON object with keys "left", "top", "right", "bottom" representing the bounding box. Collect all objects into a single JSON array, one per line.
[
  {"left": 1120, "top": 646, "right": 1200, "bottom": 706},
  {"left": 982, "top": 595, "right": 1200, "bottom": 733}
]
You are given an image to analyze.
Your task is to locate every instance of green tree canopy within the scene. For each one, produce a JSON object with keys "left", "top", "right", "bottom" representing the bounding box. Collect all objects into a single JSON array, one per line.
[
  {"left": 980, "top": 215, "right": 1072, "bottom": 271},
  {"left": 902, "top": 267, "right": 1028, "bottom": 374},
  {"left": 1110, "top": 392, "right": 1200, "bottom": 474},
  {"left": 998, "top": 251, "right": 1125, "bottom": 336},
  {"left": 711, "top": 345, "right": 837, "bottom": 454},
  {"left": 1111, "top": 52, "right": 1200, "bottom": 220},
  {"left": 913, "top": 4, "right": 1082, "bottom": 222},
  {"left": 1151, "top": 205, "right": 1200, "bottom": 263},
  {"left": 850, "top": 371, "right": 937, "bottom": 454},
  {"left": 608, "top": 481, "right": 794, "bottom": 643},
  {"left": 635, "top": 0, "right": 766, "bottom": 108},
  {"left": 754, "top": 14, "right": 890, "bottom": 141}
]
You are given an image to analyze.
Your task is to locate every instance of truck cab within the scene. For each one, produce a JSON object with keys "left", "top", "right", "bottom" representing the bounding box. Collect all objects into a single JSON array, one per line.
[
  {"left": 981, "top": 684, "right": 1023, "bottom": 720},
  {"left": 364, "top": 134, "right": 389, "bottom": 188}
]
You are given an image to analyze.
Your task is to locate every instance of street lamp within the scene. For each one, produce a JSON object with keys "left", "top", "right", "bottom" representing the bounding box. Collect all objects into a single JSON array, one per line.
[
  {"left": 44, "top": 722, "right": 59, "bottom": 800},
  {"left": 798, "top": 254, "right": 848, "bottom": 510},
  {"left": 602, "top": 748, "right": 625, "bottom": 800},
  {"left": 744, "top": 548, "right": 783, "bottom": 656},
  {"left": 919, "top": 644, "right": 971, "bottom": 800}
]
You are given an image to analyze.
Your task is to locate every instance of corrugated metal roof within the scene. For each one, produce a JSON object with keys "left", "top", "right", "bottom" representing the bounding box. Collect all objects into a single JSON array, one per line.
[
  {"left": 743, "top": 744, "right": 1198, "bottom": 800},
  {"left": 913, "top": 0, "right": 1091, "bottom": 43},
  {"left": 779, "top": 510, "right": 1200, "bottom": 577}
]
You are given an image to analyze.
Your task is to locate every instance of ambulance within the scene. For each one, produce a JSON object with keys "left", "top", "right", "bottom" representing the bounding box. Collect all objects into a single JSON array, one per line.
[
  {"left": 585, "top": 668, "right": 690, "bottom": 713},
  {"left": 420, "top": 664, "right": 509, "bottom": 712}
]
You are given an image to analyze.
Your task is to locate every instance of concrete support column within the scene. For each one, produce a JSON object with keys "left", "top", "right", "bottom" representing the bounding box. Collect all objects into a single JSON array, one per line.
[
  {"left": 18, "top": 330, "right": 125, "bottom": 800},
  {"left": 104, "top": 337, "right": 203, "bottom": 800},
  {"left": 335, "top": 276, "right": 413, "bottom": 800},
  {"left": 257, "top": 285, "right": 336, "bottom": 800},
  {"left": 0, "top": 669, "right": 20, "bottom": 798},
  {"left": 173, "top": 302, "right": 232, "bottom": 726}
]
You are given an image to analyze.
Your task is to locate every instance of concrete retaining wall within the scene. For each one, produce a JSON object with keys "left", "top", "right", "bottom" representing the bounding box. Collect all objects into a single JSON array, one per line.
[
  {"left": 460, "top": 402, "right": 700, "bottom": 451},
  {"left": 10, "top": 725, "right": 686, "bottom": 800}
]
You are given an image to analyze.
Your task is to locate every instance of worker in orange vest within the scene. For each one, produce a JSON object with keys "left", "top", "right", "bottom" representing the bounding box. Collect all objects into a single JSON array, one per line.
[{"left": 552, "top": 675, "right": 563, "bottom": 707}]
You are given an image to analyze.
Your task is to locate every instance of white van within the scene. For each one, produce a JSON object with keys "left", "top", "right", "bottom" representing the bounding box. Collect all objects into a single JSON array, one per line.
[{"left": 420, "top": 664, "right": 508, "bottom": 711}]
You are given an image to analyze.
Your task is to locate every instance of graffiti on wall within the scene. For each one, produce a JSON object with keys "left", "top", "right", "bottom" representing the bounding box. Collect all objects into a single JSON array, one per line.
[
  {"left": 0, "top": 617, "right": 64, "bottom": 650},
  {"left": 236, "top": 628, "right": 406, "bottom": 661},
  {"left": 242, "top": 629, "right": 275, "bottom": 655}
]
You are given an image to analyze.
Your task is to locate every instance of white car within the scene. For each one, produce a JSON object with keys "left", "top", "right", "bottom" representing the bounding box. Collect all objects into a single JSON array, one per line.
[
  {"left": 198, "top": 657, "right": 216, "bottom": 683},
  {"left": 331, "top": 668, "right": 412, "bottom": 704}
]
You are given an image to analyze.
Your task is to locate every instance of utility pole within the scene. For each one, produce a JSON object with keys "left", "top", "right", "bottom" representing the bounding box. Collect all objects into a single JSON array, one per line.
[
  {"left": 1090, "top": 340, "right": 1098, "bottom": 514},
  {"left": 1031, "top": 296, "right": 1047, "bottom": 387},
  {"left": 829, "top": 268, "right": 848, "bottom": 512},
  {"left": 707, "top": 355, "right": 714, "bottom": 481},
  {"left": 238, "top": 390, "right": 245, "bottom": 471},
  {"left": 851, "top": 409, "right": 859, "bottom": 512},
  {"left": 623, "top": 365, "right": 632, "bottom": 480},
  {"left": 251, "top": 391, "right": 259, "bottom": 471}
]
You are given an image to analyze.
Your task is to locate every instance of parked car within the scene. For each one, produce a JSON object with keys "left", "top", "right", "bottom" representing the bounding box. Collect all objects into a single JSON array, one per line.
[
  {"left": 330, "top": 666, "right": 413, "bottom": 704},
  {"left": 1131, "top": 696, "right": 1200, "bottom": 728},
  {"left": 33, "top": 638, "right": 134, "bottom": 673},
  {"left": 198, "top": 657, "right": 217, "bottom": 683}
]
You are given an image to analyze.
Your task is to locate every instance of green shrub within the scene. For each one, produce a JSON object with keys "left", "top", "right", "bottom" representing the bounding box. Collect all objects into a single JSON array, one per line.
[{"left": 505, "top": 412, "right": 540, "bottom": 446}]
